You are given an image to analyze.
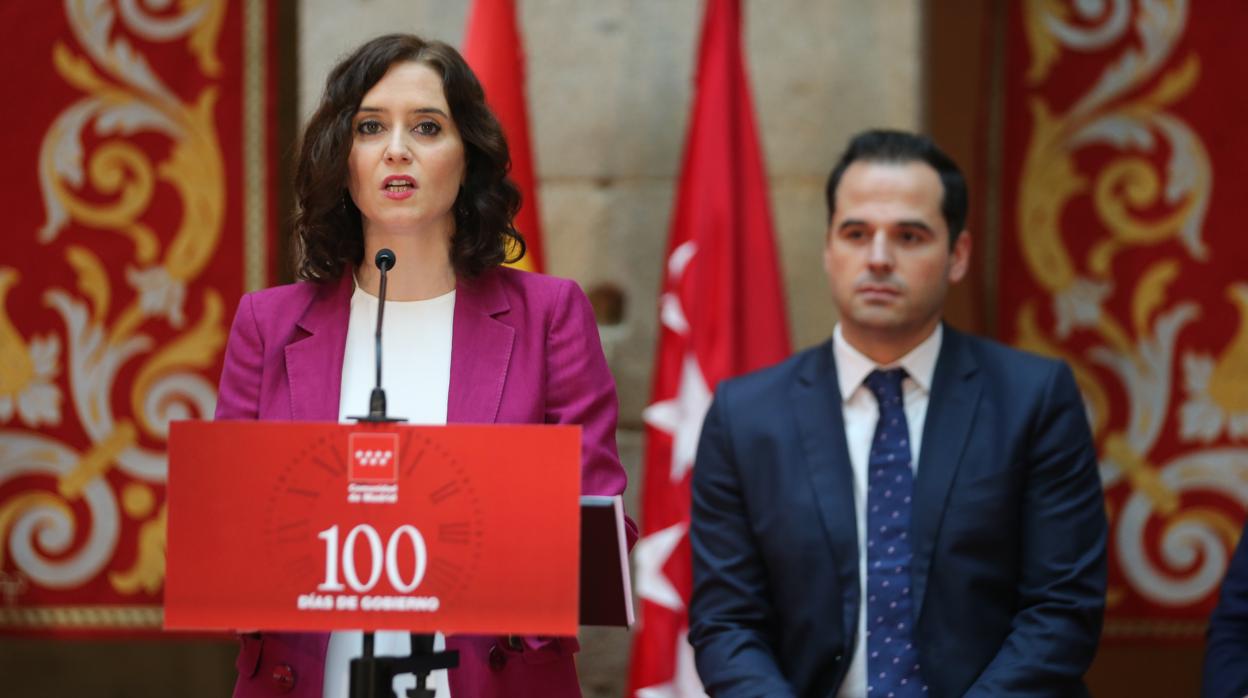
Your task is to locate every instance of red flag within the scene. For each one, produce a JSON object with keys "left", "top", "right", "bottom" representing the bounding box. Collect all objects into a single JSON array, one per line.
[
  {"left": 463, "top": 0, "right": 544, "bottom": 272},
  {"left": 627, "top": 0, "right": 790, "bottom": 694}
]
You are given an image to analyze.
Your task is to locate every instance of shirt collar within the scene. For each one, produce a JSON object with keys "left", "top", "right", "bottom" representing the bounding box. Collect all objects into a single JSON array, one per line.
[{"left": 832, "top": 323, "right": 943, "bottom": 402}]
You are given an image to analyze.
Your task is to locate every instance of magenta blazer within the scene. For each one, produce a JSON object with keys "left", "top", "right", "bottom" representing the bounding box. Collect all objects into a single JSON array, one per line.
[{"left": 214, "top": 266, "right": 635, "bottom": 698}]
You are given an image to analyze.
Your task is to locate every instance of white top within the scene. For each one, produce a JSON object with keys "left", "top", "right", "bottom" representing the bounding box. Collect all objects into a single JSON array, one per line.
[
  {"left": 833, "top": 323, "right": 942, "bottom": 698},
  {"left": 325, "top": 281, "right": 456, "bottom": 698},
  {"left": 336, "top": 282, "right": 455, "bottom": 425}
]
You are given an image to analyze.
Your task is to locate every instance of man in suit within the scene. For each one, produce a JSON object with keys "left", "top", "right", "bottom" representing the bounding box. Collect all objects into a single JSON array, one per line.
[
  {"left": 688, "top": 129, "right": 1107, "bottom": 697},
  {"left": 1204, "top": 522, "right": 1248, "bottom": 698}
]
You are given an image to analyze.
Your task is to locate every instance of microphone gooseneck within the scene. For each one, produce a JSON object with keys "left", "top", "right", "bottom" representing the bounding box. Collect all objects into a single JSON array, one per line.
[
  {"left": 348, "top": 247, "right": 455, "bottom": 698},
  {"left": 368, "top": 248, "right": 396, "bottom": 420}
]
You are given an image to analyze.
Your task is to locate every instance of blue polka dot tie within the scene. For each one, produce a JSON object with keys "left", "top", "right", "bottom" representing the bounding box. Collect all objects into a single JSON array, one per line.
[{"left": 863, "top": 368, "right": 926, "bottom": 696}]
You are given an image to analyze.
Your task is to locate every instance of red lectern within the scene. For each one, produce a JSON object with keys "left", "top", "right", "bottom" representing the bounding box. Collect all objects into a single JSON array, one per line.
[{"left": 165, "top": 421, "right": 632, "bottom": 695}]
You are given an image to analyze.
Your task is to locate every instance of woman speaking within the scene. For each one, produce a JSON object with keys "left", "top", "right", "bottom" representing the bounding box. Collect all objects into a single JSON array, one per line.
[{"left": 214, "top": 33, "right": 633, "bottom": 698}]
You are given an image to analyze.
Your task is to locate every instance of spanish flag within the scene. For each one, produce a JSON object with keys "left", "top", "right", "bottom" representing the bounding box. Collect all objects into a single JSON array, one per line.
[{"left": 463, "top": 0, "right": 544, "bottom": 273}]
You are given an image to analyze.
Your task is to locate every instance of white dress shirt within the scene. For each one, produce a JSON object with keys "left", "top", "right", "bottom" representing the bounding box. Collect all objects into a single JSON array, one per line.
[
  {"left": 833, "top": 323, "right": 942, "bottom": 698},
  {"left": 326, "top": 281, "right": 456, "bottom": 698}
]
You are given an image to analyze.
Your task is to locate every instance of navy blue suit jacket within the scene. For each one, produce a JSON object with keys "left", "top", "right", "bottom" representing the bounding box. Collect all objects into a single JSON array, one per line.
[
  {"left": 689, "top": 326, "right": 1107, "bottom": 697},
  {"left": 1204, "top": 522, "right": 1248, "bottom": 698}
]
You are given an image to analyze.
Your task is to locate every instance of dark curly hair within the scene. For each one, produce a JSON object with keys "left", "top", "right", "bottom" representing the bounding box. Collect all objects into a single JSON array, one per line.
[{"left": 293, "top": 34, "right": 525, "bottom": 281}]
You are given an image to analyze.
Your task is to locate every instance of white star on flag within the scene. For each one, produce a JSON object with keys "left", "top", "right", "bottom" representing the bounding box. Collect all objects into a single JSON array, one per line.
[
  {"left": 633, "top": 521, "right": 687, "bottom": 611},
  {"left": 635, "top": 628, "right": 708, "bottom": 698},
  {"left": 642, "top": 351, "right": 712, "bottom": 483}
]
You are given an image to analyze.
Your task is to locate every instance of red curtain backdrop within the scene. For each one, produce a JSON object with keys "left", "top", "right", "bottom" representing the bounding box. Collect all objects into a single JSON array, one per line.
[
  {"left": 1000, "top": 1, "right": 1248, "bottom": 640},
  {"left": 0, "top": 0, "right": 274, "bottom": 635},
  {"left": 627, "top": 0, "right": 791, "bottom": 694}
]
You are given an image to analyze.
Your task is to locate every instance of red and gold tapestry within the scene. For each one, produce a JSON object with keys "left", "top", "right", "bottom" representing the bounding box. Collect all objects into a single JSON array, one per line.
[
  {"left": 1001, "top": 1, "right": 1248, "bottom": 639},
  {"left": 0, "top": 0, "right": 274, "bottom": 634}
]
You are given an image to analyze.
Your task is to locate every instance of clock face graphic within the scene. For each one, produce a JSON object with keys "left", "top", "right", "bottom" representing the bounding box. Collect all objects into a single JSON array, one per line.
[{"left": 260, "top": 426, "right": 486, "bottom": 614}]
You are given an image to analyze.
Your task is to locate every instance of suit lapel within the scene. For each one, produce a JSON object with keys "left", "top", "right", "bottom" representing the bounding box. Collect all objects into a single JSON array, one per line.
[
  {"left": 284, "top": 273, "right": 352, "bottom": 421},
  {"left": 447, "top": 269, "right": 514, "bottom": 424},
  {"left": 911, "top": 325, "right": 981, "bottom": 619},
  {"left": 790, "top": 343, "right": 861, "bottom": 648}
]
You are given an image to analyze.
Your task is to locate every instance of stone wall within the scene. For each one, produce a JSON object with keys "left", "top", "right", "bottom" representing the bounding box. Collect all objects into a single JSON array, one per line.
[{"left": 298, "top": 1, "right": 921, "bottom": 696}]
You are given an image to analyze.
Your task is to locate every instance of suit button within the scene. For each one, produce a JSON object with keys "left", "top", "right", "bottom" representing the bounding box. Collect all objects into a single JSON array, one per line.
[
  {"left": 488, "top": 644, "right": 507, "bottom": 671},
  {"left": 833, "top": 653, "right": 843, "bottom": 663},
  {"left": 270, "top": 663, "right": 295, "bottom": 693}
]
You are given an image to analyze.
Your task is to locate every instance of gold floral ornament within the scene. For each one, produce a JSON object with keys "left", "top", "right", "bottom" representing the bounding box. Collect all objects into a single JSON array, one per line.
[
  {"left": 0, "top": 0, "right": 229, "bottom": 616},
  {"left": 0, "top": 433, "right": 119, "bottom": 591},
  {"left": 36, "top": 1, "right": 227, "bottom": 457},
  {"left": 109, "top": 484, "right": 165, "bottom": 595},
  {"left": 1019, "top": 0, "right": 1206, "bottom": 302},
  {"left": 0, "top": 268, "right": 63, "bottom": 428},
  {"left": 1023, "top": 0, "right": 1132, "bottom": 86},
  {"left": 1180, "top": 284, "right": 1248, "bottom": 443},
  {"left": 1015, "top": 0, "right": 1248, "bottom": 617}
]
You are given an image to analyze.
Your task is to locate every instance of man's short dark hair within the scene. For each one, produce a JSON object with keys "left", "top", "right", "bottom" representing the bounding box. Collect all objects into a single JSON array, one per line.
[{"left": 824, "top": 129, "right": 968, "bottom": 244}]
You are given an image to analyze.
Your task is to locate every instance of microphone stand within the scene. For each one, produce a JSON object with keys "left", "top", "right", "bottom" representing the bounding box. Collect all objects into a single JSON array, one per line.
[{"left": 348, "top": 249, "right": 459, "bottom": 698}]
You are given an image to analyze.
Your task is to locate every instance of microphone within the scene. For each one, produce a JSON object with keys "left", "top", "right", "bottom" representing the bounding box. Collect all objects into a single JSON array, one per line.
[
  {"left": 366, "top": 248, "right": 397, "bottom": 421},
  {"left": 375, "top": 248, "right": 396, "bottom": 273},
  {"left": 350, "top": 247, "right": 447, "bottom": 698}
]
